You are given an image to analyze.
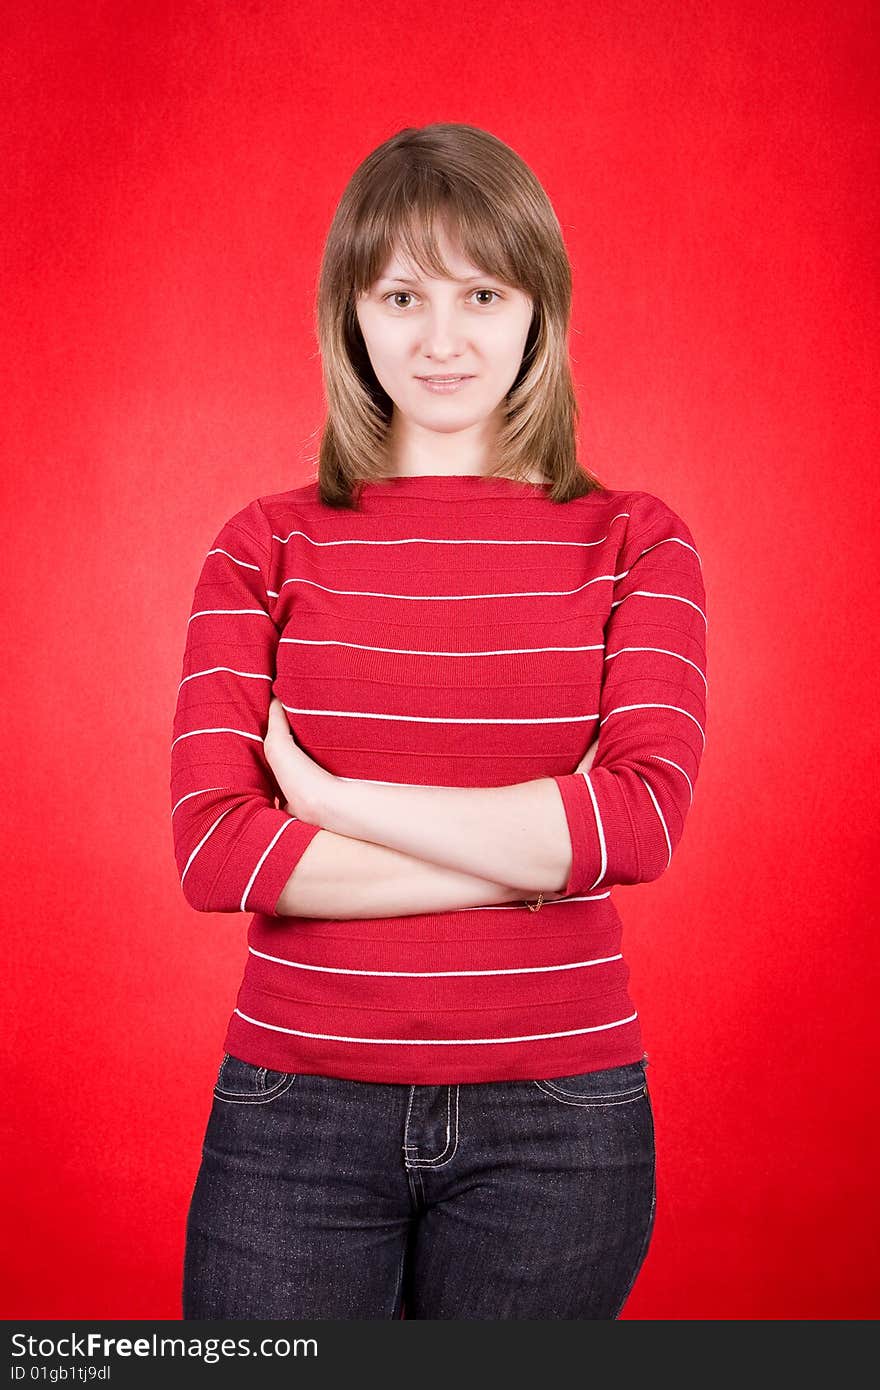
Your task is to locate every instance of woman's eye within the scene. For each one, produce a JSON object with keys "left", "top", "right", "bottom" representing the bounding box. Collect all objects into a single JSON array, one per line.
[{"left": 382, "top": 289, "right": 502, "bottom": 309}]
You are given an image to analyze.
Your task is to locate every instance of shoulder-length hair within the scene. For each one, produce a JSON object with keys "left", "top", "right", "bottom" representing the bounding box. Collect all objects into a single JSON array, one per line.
[{"left": 313, "top": 122, "right": 605, "bottom": 508}]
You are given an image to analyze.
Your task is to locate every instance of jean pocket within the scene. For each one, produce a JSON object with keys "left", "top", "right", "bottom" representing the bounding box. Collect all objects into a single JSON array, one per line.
[
  {"left": 212, "top": 1051, "right": 298, "bottom": 1105},
  {"left": 532, "top": 1058, "right": 648, "bottom": 1107}
]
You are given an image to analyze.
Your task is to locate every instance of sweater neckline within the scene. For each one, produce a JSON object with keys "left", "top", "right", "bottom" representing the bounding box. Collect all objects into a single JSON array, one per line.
[{"left": 359, "top": 473, "right": 553, "bottom": 498}]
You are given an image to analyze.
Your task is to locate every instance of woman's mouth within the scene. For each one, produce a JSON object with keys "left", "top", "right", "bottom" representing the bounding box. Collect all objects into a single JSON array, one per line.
[{"left": 416, "top": 375, "right": 475, "bottom": 394}]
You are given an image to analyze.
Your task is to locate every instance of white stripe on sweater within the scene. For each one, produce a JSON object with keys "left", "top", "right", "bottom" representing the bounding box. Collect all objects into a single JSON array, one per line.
[
  {"left": 647, "top": 755, "right": 694, "bottom": 803},
  {"left": 178, "top": 667, "right": 273, "bottom": 688},
  {"left": 277, "top": 575, "right": 619, "bottom": 600},
  {"left": 248, "top": 946, "right": 623, "bottom": 977},
  {"left": 280, "top": 704, "right": 600, "bottom": 725},
  {"left": 206, "top": 548, "right": 261, "bottom": 571},
  {"left": 233, "top": 1007, "right": 639, "bottom": 1045},
  {"left": 187, "top": 608, "right": 273, "bottom": 623},
  {"left": 171, "top": 726, "right": 262, "bottom": 748},
  {"left": 180, "top": 807, "right": 235, "bottom": 889},
  {"left": 628, "top": 536, "right": 702, "bottom": 567},
  {"left": 280, "top": 638, "right": 605, "bottom": 656},
  {"left": 171, "top": 786, "right": 228, "bottom": 816},
  {"left": 599, "top": 702, "right": 706, "bottom": 748},
  {"left": 240, "top": 819, "right": 297, "bottom": 913},
  {"left": 270, "top": 512, "right": 633, "bottom": 548},
  {"left": 637, "top": 773, "right": 673, "bottom": 869},
  {"left": 605, "top": 645, "right": 708, "bottom": 689},
  {"left": 610, "top": 589, "right": 708, "bottom": 625},
  {"left": 581, "top": 773, "right": 608, "bottom": 892}
]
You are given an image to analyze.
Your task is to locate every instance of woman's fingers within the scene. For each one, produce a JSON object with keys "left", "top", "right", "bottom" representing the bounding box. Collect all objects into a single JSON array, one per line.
[{"left": 265, "top": 695, "right": 286, "bottom": 733}]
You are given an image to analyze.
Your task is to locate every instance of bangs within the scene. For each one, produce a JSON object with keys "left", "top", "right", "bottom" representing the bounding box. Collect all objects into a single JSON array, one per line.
[{"left": 351, "top": 184, "right": 528, "bottom": 296}]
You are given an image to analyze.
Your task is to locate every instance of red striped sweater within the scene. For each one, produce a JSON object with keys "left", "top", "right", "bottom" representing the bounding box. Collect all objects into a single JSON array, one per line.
[{"left": 170, "top": 472, "right": 708, "bottom": 1084}]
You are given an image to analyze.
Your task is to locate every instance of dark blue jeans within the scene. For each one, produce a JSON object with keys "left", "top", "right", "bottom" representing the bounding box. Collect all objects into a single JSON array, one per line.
[{"left": 182, "top": 1053, "right": 656, "bottom": 1320}]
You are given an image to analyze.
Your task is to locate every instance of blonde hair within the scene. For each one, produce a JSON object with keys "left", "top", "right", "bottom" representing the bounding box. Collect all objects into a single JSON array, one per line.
[{"left": 314, "top": 122, "right": 605, "bottom": 509}]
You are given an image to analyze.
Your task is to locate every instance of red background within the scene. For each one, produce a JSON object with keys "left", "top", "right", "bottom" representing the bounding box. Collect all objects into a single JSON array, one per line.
[{"left": 3, "top": 0, "right": 877, "bottom": 1320}]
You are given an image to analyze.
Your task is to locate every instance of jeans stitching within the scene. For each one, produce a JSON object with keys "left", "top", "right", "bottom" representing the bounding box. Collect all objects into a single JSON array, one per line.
[
  {"left": 213, "top": 1075, "right": 297, "bottom": 1105},
  {"left": 403, "top": 1086, "right": 460, "bottom": 1168},
  {"left": 530, "top": 1080, "right": 647, "bottom": 1106},
  {"left": 402, "top": 1085, "right": 417, "bottom": 1156},
  {"left": 213, "top": 1056, "right": 297, "bottom": 1104},
  {"left": 537, "top": 1077, "right": 646, "bottom": 1099}
]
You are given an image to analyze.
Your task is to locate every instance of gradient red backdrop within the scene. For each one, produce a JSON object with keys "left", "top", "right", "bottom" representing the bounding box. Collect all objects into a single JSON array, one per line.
[{"left": 3, "top": 0, "right": 877, "bottom": 1320}]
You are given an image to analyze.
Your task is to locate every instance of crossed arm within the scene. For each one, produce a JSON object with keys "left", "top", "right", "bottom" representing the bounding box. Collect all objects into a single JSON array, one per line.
[
  {"left": 172, "top": 494, "right": 705, "bottom": 920},
  {"left": 264, "top": 697, "right": 598, "bottom": 918}
]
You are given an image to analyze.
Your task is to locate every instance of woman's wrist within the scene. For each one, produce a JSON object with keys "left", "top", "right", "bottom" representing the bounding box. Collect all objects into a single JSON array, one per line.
[
  {"left": 282, "top": 768, "right": 339, "bottom": 828},
  {"left": 309, "top": 768, "right": 342, "bottom": 829}
]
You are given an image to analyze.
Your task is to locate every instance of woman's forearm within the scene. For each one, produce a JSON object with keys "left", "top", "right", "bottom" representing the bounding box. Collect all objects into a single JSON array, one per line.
[
  {"left": 274, "top": 828, "right": 534, "bottom": 920},
  {"left": 315, "top": 776, "right": 571, "bottom": 896}
]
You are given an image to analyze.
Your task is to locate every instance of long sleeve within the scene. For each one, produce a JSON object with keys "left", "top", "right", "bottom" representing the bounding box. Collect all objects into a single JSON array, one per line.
[
  {"left": 169, "top": 498, "right": 322, "bottom": 914},
  {"left": 552, "top": 492, "right": 708, "bottom": 895}
]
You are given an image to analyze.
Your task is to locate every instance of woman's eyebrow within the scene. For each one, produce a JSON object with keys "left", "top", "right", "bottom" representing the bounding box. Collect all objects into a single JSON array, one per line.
[{"left": 379, "top": 274, "right": 490, "bottom": 287}]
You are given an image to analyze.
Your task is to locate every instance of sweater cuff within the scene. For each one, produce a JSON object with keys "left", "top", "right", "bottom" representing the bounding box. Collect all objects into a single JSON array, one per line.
[
  {"left": 242, "top": 813, "right": 324, "bottom": 916},
  {"left": 552, "top": 774, "right": 598, "bottom": 897}
]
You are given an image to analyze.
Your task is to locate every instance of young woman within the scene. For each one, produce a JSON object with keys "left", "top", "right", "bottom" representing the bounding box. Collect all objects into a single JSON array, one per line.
[{"left": 172, "top": 122, "right": 708, "bottom": 1319}]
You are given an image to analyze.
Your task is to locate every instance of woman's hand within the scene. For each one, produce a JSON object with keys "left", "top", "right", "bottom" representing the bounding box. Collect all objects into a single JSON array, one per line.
[
  {"left": 576, "top": 735, "right": 600, "bottom": 775},
  {"left": 263, "top": 696, "right": 335, "bottom": 826}
]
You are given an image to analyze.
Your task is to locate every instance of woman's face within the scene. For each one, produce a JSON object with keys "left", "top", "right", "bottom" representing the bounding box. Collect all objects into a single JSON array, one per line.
[{"left": 355, "top": 226, "right": 534, "bottom": 439}]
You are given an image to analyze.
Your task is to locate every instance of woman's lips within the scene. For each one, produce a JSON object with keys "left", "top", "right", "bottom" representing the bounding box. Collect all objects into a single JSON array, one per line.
[{"left": 416, "top": 375, "right": 475, "bottom": 393}]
